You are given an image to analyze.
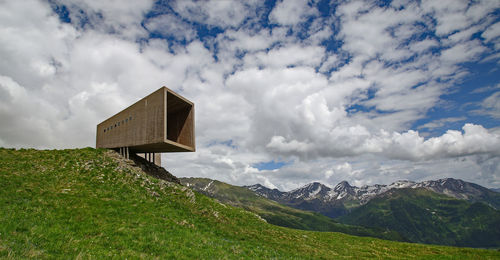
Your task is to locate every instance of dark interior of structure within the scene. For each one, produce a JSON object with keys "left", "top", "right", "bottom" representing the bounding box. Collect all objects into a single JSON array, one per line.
[{"left": 166, "top": 91, "right": 194, "bottom": 148}]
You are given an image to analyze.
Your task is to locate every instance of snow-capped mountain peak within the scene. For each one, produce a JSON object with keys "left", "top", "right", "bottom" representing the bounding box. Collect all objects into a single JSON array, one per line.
[
  {"left": 287, "top": 182, "right": 332, "bottom": 200},
  {"left": 246, "top": 184, "right": 268, "bottom": 192},
  {"left": 244, "top": 184, "right": 285, "bottom": 200},
  {"left": 246, "top": 178, "right": 499, "bottom": 215},
  {"left": 334, "top": 181, "right": 352, "bottom": 191}
]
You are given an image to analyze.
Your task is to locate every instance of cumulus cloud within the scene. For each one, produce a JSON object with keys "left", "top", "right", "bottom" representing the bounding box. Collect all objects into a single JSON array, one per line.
[
  {"left": 0, "top": 75, "right": 60, "bottom": 148},
  {"left": 266, "top": 124, "right": 500, "bottom": 160}
]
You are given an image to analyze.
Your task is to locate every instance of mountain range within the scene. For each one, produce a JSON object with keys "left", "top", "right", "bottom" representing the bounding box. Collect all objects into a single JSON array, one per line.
[
  {"left": 179, "top": 177, "right": 404, "bottom": 241},
  {"left": 245, "top": 178, "right": 500, "bottom": 247},
  {"left": 246, "top": 178, "right": 500, "bottom": 218},
  {"left": 183, "top": 177, "right": 500, "bottom": 247}
]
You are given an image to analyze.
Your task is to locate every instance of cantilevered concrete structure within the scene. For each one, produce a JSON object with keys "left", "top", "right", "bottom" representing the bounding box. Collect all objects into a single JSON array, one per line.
[{"left": 96, "top": 86, "right": 195, "bottom": 165}]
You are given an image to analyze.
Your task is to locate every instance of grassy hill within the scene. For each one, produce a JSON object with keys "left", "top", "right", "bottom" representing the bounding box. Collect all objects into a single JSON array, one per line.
[
  {"left": 180, "top": 177, "right": 405, "bottom": 241},
  {"left": 338, "top": 188, "right": 500, "bottom": 248},
  {"left": 1, "top": 148, "right": 499, "bottom": 258}
]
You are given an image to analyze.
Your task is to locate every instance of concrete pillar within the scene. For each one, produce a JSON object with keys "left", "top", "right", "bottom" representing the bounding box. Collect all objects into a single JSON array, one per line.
[
  {"left": 155, "top": 153, "right": 161, "bottom": 167},
  {"left": 136, "top": 152, "right": 161, "bottom": 166}
]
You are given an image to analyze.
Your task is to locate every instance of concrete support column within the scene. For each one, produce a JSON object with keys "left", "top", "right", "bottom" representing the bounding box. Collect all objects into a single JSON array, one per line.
[{"left": 136, "top": 152, "right": 161, "bottom": 166}]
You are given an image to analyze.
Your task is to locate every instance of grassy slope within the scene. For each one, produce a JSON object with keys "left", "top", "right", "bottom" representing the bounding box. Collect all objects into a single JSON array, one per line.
[
  {"left": 0, "top": 148, "right": 498, "bottom": 258},
  {"left": 180, "top": 177, "right": 405, "bottom": 241},
  {"left": 338, "top": 188, "right": 500, "bottom": 248}
]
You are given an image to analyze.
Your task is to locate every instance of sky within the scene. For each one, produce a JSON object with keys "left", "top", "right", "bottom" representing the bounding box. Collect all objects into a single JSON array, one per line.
[{"left": 1, "top": 0, "right": 500, "bottom": 191}]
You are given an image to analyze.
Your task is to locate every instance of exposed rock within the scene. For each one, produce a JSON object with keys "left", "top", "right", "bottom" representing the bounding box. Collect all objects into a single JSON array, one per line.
[{"left": 127, "top": 152, "right": 181, "bottom": 184}]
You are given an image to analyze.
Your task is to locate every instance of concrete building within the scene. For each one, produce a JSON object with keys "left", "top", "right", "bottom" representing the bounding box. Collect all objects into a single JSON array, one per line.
[{"left": 96, "top": 86, "right": 195, "bottom": 165}]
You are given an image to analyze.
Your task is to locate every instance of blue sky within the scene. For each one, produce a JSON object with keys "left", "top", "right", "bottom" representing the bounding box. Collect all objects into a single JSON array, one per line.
[{"left": 0, "top": 0, "right": 499, "bottom": 190}]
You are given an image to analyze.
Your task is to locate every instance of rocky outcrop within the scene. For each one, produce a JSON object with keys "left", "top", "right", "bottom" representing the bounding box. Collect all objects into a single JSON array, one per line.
[{"left": 106, "top": 150, "right": 180, "bottom": 184}]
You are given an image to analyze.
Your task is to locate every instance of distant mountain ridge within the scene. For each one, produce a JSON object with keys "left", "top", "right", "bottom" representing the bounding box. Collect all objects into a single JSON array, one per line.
[
  {"left": 183, "top": 176, "right": 500, "bottom": 248},
  {"left": 246, "top": 178, "right": 500, "bottom": 218},
  {"left": 338, "top": 188, "right": 500, "bottom": 247},
  {"left": 180, "top": 177, "right": 405, "bottom": 241}
]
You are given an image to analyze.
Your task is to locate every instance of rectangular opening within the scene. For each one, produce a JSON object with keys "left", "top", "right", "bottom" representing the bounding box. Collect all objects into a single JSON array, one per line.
[{"left": 166, "top": 91, "right": 194, "bottom": 149}]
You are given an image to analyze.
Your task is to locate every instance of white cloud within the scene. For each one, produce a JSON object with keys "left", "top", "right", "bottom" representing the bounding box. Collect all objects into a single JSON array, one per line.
[
  {"left": 267, "top": 124, "right": 500, "bottom": 161},
  {"left": 52, "top": 0, "right": 154, "bottom": 39},
  {"left": 218, "top": 29, "right": 277, "bottom": 53},
  {"left": 385, "top": 124, "right": 500, "bottom": 160},
  {"left": 409, "top": 39, "right": 439, "bottom": 53},
  {"left": 0, "top": 75, "right": 60, "bottom": 148},
  {"left": 440, "top": 40, "right": 486, "bottom": 64},
  {"left": 319, "top": 54, "right": 339, "bottom": 73},
  {"left": 422, "top": 0, "right": 470, "bottom": 36},
  {"left": 0, "top": 0, "right": 77, "bottom": 88},
  {"left": 482, "top": 21, "right": 500, "bottom": 50},
  {"left": 417, "top": 117, "right": 467, "bottom": 130},
  {"left": 470, "top": 83, "right": 500, "bottom": 94},
  {"left": 269, "top": 0, "right": 319, "bottom": 26},
  {"left": 474, "top": 91, "right": 500, "bottom": 119},
  {"left": 482, "top": 22, "right": 500, "bottom": 42},
  {"left": 172, "top": 0, "right": 260, "bottom": 28},
  {"left": 144, "top": 14, "right": 196, "bottom": 41},
  {"left": 336, "top": 1, "right": 419, "bottom": 61},
  {"left": 244, "top": 44, "right": 325, "bottom": 68}
]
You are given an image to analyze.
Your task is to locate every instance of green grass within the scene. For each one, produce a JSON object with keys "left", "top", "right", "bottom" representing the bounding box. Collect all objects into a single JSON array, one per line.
[{"left": 0, "top": 148, "right": 499, "bottom": 258}]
